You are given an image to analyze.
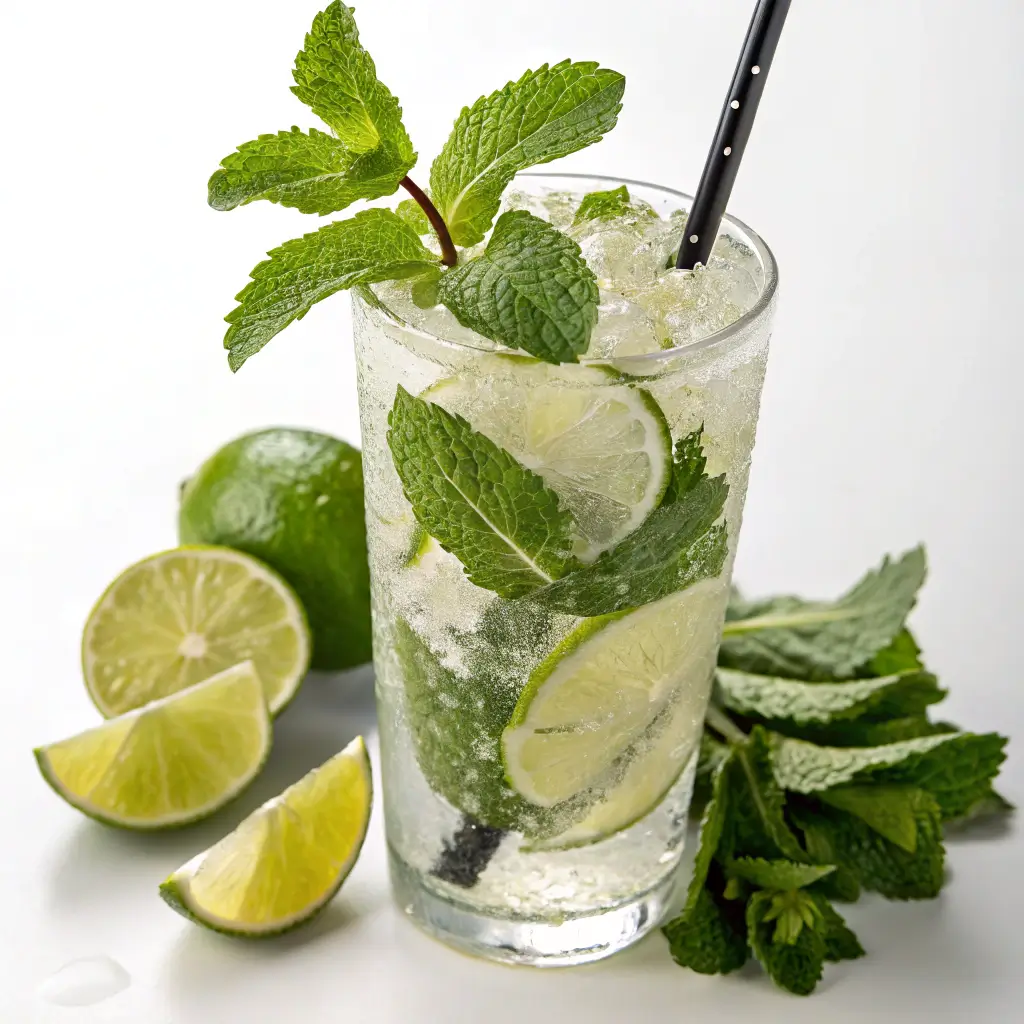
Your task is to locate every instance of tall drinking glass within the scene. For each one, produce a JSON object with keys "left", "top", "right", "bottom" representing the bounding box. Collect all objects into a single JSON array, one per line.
[{"left": 353, "top": 174, "right": 778, "bottom": 966}]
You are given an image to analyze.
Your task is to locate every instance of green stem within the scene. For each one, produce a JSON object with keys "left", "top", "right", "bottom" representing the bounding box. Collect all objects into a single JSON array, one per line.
[
  {"left": 705, "top": 702, "right": 748, "bottom": 745},
  {"left": 400, "top": 176, "right": 457, "bottom": 267}
]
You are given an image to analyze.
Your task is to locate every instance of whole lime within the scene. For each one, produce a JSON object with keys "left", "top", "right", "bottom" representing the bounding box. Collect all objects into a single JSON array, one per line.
[{"left": 179, "top": 429, "right": 371, "bottom": 671}]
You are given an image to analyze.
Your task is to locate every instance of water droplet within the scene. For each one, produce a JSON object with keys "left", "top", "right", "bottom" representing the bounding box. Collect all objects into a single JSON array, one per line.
[{"left": 38, "top": 955, "right": 131, "bottom": 1008}]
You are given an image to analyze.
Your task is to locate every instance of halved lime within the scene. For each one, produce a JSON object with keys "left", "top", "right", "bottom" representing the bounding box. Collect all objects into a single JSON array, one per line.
[
  {"left": 160, "top": 736, "right": 372, "bottom": 937},
  {"left": 502, "top": 580, "right": 726, "bottom": 810},
  {"left": 35, "top": 662, "right": 271, "bottom": 829},
  {"left": 423, "top": 356, "right": 672, "bottom": 562},
  {"left": 83, "top": 547, "right": 310, "bottom": 718}
]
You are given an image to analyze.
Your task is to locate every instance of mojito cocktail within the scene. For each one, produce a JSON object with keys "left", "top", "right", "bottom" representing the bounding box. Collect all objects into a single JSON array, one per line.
[
  {"left": 355, "top": 175, "right": 777, "bottom": 964},
  {"left": 204, "top": 0, "right": 778, "bottom": 967}
]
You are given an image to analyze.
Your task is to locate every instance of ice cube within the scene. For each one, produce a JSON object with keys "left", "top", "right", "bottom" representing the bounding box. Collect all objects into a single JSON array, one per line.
[
  {"left": 571, "top": 222, "right": 663, "bottom": 291},
  {"left": 540, "top": 189, "right": 581, "bottom": 228},
  {"left": 499, "top": 188, "right": 553, "bottom": 222},
  {"left": 585, "top": 289, "right": 664, "bottom": 361},
  {"left": 631, "top": 258, "right": 760, "bottom": 347}
]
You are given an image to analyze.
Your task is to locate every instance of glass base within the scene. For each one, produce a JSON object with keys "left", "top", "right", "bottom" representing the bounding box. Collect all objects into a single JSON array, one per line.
[{"left": 389, "top": 847, "right": 677, "bottom": 967}]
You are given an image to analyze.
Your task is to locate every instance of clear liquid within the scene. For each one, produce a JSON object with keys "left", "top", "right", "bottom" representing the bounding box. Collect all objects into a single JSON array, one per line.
[{"left": 353, "top": 179, "right": 774, "bottom": 961}]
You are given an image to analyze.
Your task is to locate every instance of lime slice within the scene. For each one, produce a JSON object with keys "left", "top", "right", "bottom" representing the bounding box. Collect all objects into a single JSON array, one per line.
[
  {"left": 83, "top": 546, "right": 310, "bottom": 718},
  {"left": 423, "top": 356, "right": 672, "bottom": 562},
  {"left": 160, "top": 736, "right": 372, "bottom": 937},
  {"left": 525, "top": 677, "right": 707, "bottom": 851},
  {"left": 502, "top": 580, "right": 726, "bottom": 809},
  {"left": 35, "top": 662, "right": 271, "bottom": 829}
]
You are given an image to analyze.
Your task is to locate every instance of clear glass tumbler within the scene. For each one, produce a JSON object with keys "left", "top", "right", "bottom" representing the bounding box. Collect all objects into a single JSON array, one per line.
[{"left": 353, "top": 174, "right": 778, "bottom": 966}]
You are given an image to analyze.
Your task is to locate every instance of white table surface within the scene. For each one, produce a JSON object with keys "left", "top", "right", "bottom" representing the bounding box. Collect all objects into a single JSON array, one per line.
[{"left": 2, "top": 1, "right": 1021, "bottom": 1020}]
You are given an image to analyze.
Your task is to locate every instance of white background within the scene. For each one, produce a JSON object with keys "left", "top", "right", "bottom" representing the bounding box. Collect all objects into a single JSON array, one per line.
[{"left": 1, "top": 0, "right": 1021, "bottom": 1020}]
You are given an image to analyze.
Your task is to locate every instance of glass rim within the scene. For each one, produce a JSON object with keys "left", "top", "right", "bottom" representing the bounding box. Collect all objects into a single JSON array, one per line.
[{"left": 361, "top": 171, "right": 779, "bottom": 367}]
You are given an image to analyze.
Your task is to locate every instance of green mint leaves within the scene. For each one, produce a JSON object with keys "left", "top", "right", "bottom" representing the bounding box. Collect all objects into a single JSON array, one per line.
[
  {"left": 210, "top": 4, "right": 414, "bottom": 219},
  {"left": 720, "top": 548, "right": 927, "bottom": 680},
  {"left": 437, "top": 211, "right": 600, "bottom": 364},
  {"left": 291, "top": 2, "right": 414, "bottom": 159},
  {"left": 387, "top": 388, "right": 578, "bottom": 597},
  {"left": 208, "top": 127, "right": 414, "bottom": 215},
  {"left": 526, "top": 478, "right": 729, "bottom": 616},
  {"left": 225, "top": 210, "right": 438, "bottom": 370},
  {"left": 211, "top": 6, "right": 630, "bottom": 366},
  {"left": 573, "top": 184, "right": 651, "bottom": 226},
  {"left": 430, "top": 61, "right": 626, "bottom": 246},
  {"left": 663, "top": 553, "right": 1011, "bottom": 996},
  {"left": 387, "top": 392, "right": 729, "bottom": 615}
]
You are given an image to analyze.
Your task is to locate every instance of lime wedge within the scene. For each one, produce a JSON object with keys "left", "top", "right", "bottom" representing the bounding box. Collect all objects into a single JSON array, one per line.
[
  {"left": 502, "top": 580, "right": 726, "bottom": 809},
  {"left": 160, "top": 737, "right": 372, "bottom": 937},
  {"left": 83, "top": 546, "right": 310, "bottom": 718},
  {"left": 35, "top": 662, "right": 271, "bottom": 829},
  {"left": 423, "top": 356, "right": 672, "bottom": 562}
]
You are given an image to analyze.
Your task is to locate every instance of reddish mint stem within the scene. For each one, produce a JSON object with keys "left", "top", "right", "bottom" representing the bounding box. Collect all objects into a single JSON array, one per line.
[{"left": 400, "top": 176, "right": 458, "bottom": 267}]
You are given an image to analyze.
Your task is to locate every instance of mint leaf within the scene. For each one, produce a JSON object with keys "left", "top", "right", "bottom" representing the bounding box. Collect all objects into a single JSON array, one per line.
[
  {"left": 863, "top": 628, "right": 923, "bottom": 675},
  {"left": 727, "top": 858, "right": 836, "bottom": 891},
  {"left": 770, "top": 731, "right": 1008, "bottom": 819},
  {"left": 817, "top": 896, "right": 865, "bottom": 963},
  {"left": 663, "top": 759, "right": 749, "bottom": 975},
  {"left": 430, "top": 60, "right": 626, "bottom": 246},
  {"left": 573, "top": 185, "right": 641, "bottom": 225},
  {"left": 525, "top": 477, "right": 728, "bottom": 616},
  {"left": 437, "top": 211, "right": 599, "bottom": 363},
  {"left": 224, "top": 209, "right": 438, "bottom": 370},
  {"left": 945, "top": 785, "right": 1015, "bottom": 827},
  {"left": 208, "top": 127, "right": 414, "bottom": 215},
  {"left": 291, "top": 2, "right": 414, "bottom": 158},
  {"left": 720, "top": 727, "right": 806, "bottom": 862},
  {"left": 387, "top": 387, "right": 578, "bottom": 597},
  {"left": 714, "top": 669, "right": 944, "bottom": 728},
  {"left": 789, "top": 714, "right": 954, "bottom": 749},
  {"left": 818, "top": 784, "right": 924, "bottom": 852},
  {"left": 719, "top": 548, "right": 927, "bottom": 680},
  {"left": 396, "top": 197, "right": 431, "bottom": 234},
  {"left": 746, "top": 889, "right": 826, "bottom": 996},
  {"left": 664, "top": 885, "right": 749, "bottom": 975},
  {"left": 661, "top": 425, "right": 708, "bottom": 504},
  {"left": 790, "top": 795, "right": 945, "bottom": 900}
]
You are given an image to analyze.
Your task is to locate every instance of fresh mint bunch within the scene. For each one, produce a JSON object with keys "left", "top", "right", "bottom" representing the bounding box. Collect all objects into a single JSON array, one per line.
[
  {"left": 210, "top": 3, "right": 627, "bottom": 369},
  {"left": 663, "top": 551, "right": 1011, "bottom": 996}
]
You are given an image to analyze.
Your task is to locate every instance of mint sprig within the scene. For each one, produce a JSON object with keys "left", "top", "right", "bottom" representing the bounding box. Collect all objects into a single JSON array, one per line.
[
  {"left": 225, "top": 210, "right": 438, "bottom": 370},
  {"left": 430, "top": 61, "right": 626, "bottom": 246},
  {"left": 437, "top": 211, "right": 600, "bottom": 364},
  {"left": 663, "top": 551, "right": 1012, "bottom": 996}
]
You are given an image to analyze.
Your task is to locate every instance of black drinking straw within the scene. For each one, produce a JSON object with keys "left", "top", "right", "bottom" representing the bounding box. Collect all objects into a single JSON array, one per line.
[{"left": 676, "top": 0, "right": 792, "bottom": 270}]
